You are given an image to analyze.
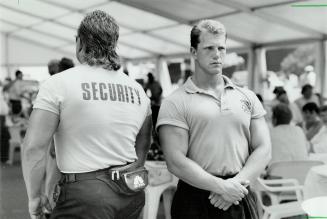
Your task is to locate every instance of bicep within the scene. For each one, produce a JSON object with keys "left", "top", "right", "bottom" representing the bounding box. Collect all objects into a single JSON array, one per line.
[
  {"left": 159, "top": 125, "right": 189, "bottom": 166},
  {"left": 250, "top": 117, "right": 271, "bottom": 150},
  {"left": 23, "top": 109, "right": 59, "bottom": 151}
]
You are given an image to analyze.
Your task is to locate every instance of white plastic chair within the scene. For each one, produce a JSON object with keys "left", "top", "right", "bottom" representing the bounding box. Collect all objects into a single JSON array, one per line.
[
  {"left": 255, "top": 177, "right": 305, "bottom": 219},
  {"left": 265, "top": 160, "right": 324, "bottom": 203},
  {"left": 143, "top": 161, "right": 178, "bottom": 219}
]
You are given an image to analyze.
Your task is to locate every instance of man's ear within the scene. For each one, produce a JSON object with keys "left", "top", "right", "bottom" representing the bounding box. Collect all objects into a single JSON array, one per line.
[
  {"left": 76, "top": 37, "right": 83, "bottom": 53},
  {"left": 190, "top": 47, "right": 197, "bottom": 59}
]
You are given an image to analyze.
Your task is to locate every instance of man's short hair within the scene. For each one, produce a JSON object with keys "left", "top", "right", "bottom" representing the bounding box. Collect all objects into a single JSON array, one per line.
[
  {"left": 301, "top": 84, "right": 313, "bottom": 94},
  {"left": 272, "top": 103, "right": 292, "bottom": 125},
  {"left": 48, "top": 59, "right": 60, "bottom": 76},
  {"left": 15, "top": 70, "right": 22, "bottom": 77},
  {"left": 302, "top": 102, "right": 319, "bottom": 114},
  {"left": 59, "top": 57, "right": 74, "bottom": 72},
  {"left": 190, "top": 20, "right": 226, "bottom": 50},
  {"left": 77, "top": 10, "right": 120, "bottom": 71}
]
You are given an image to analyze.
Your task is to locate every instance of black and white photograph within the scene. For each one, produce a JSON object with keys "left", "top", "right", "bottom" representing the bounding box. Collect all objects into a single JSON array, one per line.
[{"left": 1, "top": 0, "right": 327, "bottom": 218}]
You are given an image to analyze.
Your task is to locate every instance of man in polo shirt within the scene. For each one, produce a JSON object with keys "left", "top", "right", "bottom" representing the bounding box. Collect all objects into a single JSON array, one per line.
[
  {"left": 22, "top": 11, "right": 151, "bottom": 219},
  {"left": 157, "top": 20, "right": 271, "bottom": 219}
]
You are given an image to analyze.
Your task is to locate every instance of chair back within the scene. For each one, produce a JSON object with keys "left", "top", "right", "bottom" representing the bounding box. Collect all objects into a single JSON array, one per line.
[{"left": 267, "top": 160, "right": 324, "bottom": 185}]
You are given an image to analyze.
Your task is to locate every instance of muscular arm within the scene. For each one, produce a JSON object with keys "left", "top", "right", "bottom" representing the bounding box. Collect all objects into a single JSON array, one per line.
[
  {"left": 159, "top": 125, "right": 247, "bottom": 198},
  {"left": 235, "top": 117, "right": 271, "bottom": 183},
  {"left": 134, "top": 115, "right": 152, "bottom": 166},
  {"left": 22, "top": 109, "right": 59, "bottom": 202}
]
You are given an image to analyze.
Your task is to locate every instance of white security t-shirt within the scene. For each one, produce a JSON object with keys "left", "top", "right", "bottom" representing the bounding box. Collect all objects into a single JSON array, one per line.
[{"left": 34, "top": 65, "right": 151, "bottom": 173}]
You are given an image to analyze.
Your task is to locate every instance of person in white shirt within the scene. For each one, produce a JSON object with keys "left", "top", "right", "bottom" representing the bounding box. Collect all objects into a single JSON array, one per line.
[
  {"left": 22, "top": 10, "right": 152, "bottom": 219},
  {"left": 270, "top": 103, "right": 308, "bottom": 164},
  {"left": 310, "top": 105, "right": 327, "bottom": 153}
]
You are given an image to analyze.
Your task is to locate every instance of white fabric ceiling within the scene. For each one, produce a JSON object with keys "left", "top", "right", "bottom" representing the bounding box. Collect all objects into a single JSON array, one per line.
[{"left": 0, "top": 0, "right": 326, "bottom": 61}]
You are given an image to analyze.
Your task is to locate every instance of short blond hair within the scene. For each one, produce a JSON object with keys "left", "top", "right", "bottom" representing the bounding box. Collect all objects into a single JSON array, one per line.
[{"left": 190, "top": 20, "right": 226, "bottom": 49}]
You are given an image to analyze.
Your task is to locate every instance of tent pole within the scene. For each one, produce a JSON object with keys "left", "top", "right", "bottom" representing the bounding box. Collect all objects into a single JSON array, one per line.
[{"left": 5, "top": 33, "right": 10, "bottom": 78}]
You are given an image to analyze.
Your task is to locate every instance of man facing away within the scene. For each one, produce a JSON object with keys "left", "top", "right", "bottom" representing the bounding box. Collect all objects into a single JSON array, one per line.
[
  {"left": 22, "top": 10, "right": 152, "bottom": 219},
  {"left": 156, "top": 20, "right": 271, "bottom": 219}
]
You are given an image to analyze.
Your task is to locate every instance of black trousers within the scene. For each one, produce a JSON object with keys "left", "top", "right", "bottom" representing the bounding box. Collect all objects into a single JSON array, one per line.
[
  {"left": 50, "top": 174, "right": 145, "bottom": 219},
  {"left": 171, "top": 180, "right": 259, "bottom": 219},
  {"left": 9, "top": 99, "right": 22, "bottom": 115}
]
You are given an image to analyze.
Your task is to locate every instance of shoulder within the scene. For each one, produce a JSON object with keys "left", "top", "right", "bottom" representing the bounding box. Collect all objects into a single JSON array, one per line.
[
  {"left": 234, "top": 86, "right": 257, "bottom": 99},
  {"left": 162, "top": 86, "right": 188, "bottom": 105}
]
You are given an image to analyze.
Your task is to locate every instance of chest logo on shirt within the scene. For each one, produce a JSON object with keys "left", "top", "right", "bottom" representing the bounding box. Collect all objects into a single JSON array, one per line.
[
  {"left": 81, "top": 82, "right": 141, "bottom": 105},
  {"left": 240, "top": 99, "right": 251, "bottom": 114}
]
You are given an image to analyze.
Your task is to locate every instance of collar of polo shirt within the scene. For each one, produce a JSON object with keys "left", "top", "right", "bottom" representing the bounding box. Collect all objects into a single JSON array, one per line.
[{"left": 184, "top": 75, "right": 235, "bottom": 94}]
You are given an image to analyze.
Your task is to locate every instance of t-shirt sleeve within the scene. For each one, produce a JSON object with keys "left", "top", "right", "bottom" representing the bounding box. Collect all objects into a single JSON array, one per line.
[
  {"left": 249, "top": 91, "right": 266, "bottom": 119},
  {"left": 33, "top": 78, "right": 64, "bottom": 115},
  {"left": 156, "top": 99, "right": 189, "bottom": 132}
]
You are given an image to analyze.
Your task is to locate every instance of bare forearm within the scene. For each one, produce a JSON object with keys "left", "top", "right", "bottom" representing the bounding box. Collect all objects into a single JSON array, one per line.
[
  {"left": 22, "top": 146, "right": 47, "bottom": 201},
  {"left": 235, "top": 145, "right": 271, "bottom": 183},
  {"left": 167, "top": 155, "right": 224, "bottom": 194}
]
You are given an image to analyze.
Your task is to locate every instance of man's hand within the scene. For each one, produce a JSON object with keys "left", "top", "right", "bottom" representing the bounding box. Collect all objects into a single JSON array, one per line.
[
  {"left": 29, "top": 195, "right": 52, "bottom": 219},
  {"left": 219, "top": 178, "right": 248, "bottom": 203},
  {"left": 209, "top": 193, "right": 234, "bottom": 211},
  {"left": 209, "top": 178, "right": 250, "bottom": 210}
]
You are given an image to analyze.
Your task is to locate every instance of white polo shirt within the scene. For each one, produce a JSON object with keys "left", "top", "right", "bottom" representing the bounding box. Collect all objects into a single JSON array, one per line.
[
  {"left": 34, "top": 65, "right": 151, "bottom": 173},
  {"left": 157, "top": 76, "right": 266, "bottom": 176}
]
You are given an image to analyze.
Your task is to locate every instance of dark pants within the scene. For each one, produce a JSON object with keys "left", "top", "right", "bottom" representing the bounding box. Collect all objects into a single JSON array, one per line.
[
  {"left": 9, "top": 99, "right": 22, "bottom": 115},
  {"left": 0, "top": 116, "right": 10, "bottom": 162},
  {"left": 171, "top": 180, "right": 259, "bottom": 219},
  {"left": 50, "top": 174, "right": 145, "bottom": 219}
]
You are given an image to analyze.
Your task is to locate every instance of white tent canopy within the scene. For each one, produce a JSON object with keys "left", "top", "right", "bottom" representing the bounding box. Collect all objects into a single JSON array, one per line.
[{"left": 0, "top": 0, "right": 327, "bottom": 96}]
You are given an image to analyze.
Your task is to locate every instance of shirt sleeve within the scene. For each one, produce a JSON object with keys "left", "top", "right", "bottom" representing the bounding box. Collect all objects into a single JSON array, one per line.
[
  {"left": 156, "top": 99, "right": 189, "bottom": 132},
  {"left": 33, "top": 78, "right": 64, "bottom": 115},
  {"left": 249, "top": 91, "right": 266, "bottom": 119}
]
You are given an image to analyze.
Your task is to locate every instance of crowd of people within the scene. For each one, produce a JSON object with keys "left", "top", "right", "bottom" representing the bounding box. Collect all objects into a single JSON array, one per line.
[
  {"left": 0, "top": 57, "right": 74, "bottom": 163},
  {"left": 266, "top": 82, "right": 327, "bottom": 165},
  {"left": 0, "top": 9, "right": 326, "bottom": 219}
]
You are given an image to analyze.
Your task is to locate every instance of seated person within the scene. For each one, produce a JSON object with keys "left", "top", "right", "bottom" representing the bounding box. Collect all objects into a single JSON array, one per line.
[
  {"left": 302, "top": 102, "right": 323, "bottom": 141},
  {"left": 275, "top": 90, "right": 303, "bottom": 126},
  {"left": 295, "top": 84, "right": 320, "bottom": 111},
  {"left": 270, "top": 103, "right": 308, "bottom": 164},
  {"left": 310, "top": 105, "right": 327, "bottom": 153}
]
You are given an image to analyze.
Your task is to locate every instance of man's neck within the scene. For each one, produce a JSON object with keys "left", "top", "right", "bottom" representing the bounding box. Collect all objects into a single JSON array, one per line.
[{"left": 192, "top": 71, "right": 224, "bottom": 91}]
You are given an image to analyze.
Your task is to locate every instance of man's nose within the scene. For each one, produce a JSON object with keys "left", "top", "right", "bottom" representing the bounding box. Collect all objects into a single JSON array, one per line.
[{"left": 212, "top": 48, "right": 220, "bottom": 58}]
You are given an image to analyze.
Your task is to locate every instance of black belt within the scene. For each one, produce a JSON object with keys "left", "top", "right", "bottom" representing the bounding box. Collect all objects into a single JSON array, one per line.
[{"left": 61, "top": 164, "right": 130, "bottom": 183}]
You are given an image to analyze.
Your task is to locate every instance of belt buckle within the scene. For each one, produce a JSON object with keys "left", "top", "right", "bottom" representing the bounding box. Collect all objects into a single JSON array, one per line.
[{"left": 111, "top": 170, "right": 120, "bottom": 180}]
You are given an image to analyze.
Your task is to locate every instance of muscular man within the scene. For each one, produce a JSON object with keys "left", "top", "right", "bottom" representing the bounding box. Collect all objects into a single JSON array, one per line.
[
  {"left": 157, "top": 20, "right": 271, "bottom": 219},
  {"left": 22, "top": 10, "right": 152, "bottom": 219}
]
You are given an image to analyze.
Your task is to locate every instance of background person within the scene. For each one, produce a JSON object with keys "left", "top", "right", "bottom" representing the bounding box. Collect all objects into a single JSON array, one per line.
[
  {"left": 3, "top": 70, "right": 24, "bottom": 115},
  {"left": 270, "top": 103, "right": 308, "bottom": 164},
  {"left": 310, "top": 105, "right": 327, "bottom": 153},
  {"left": 302, "top": 102, "right": 323, "bottom": 142}
]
